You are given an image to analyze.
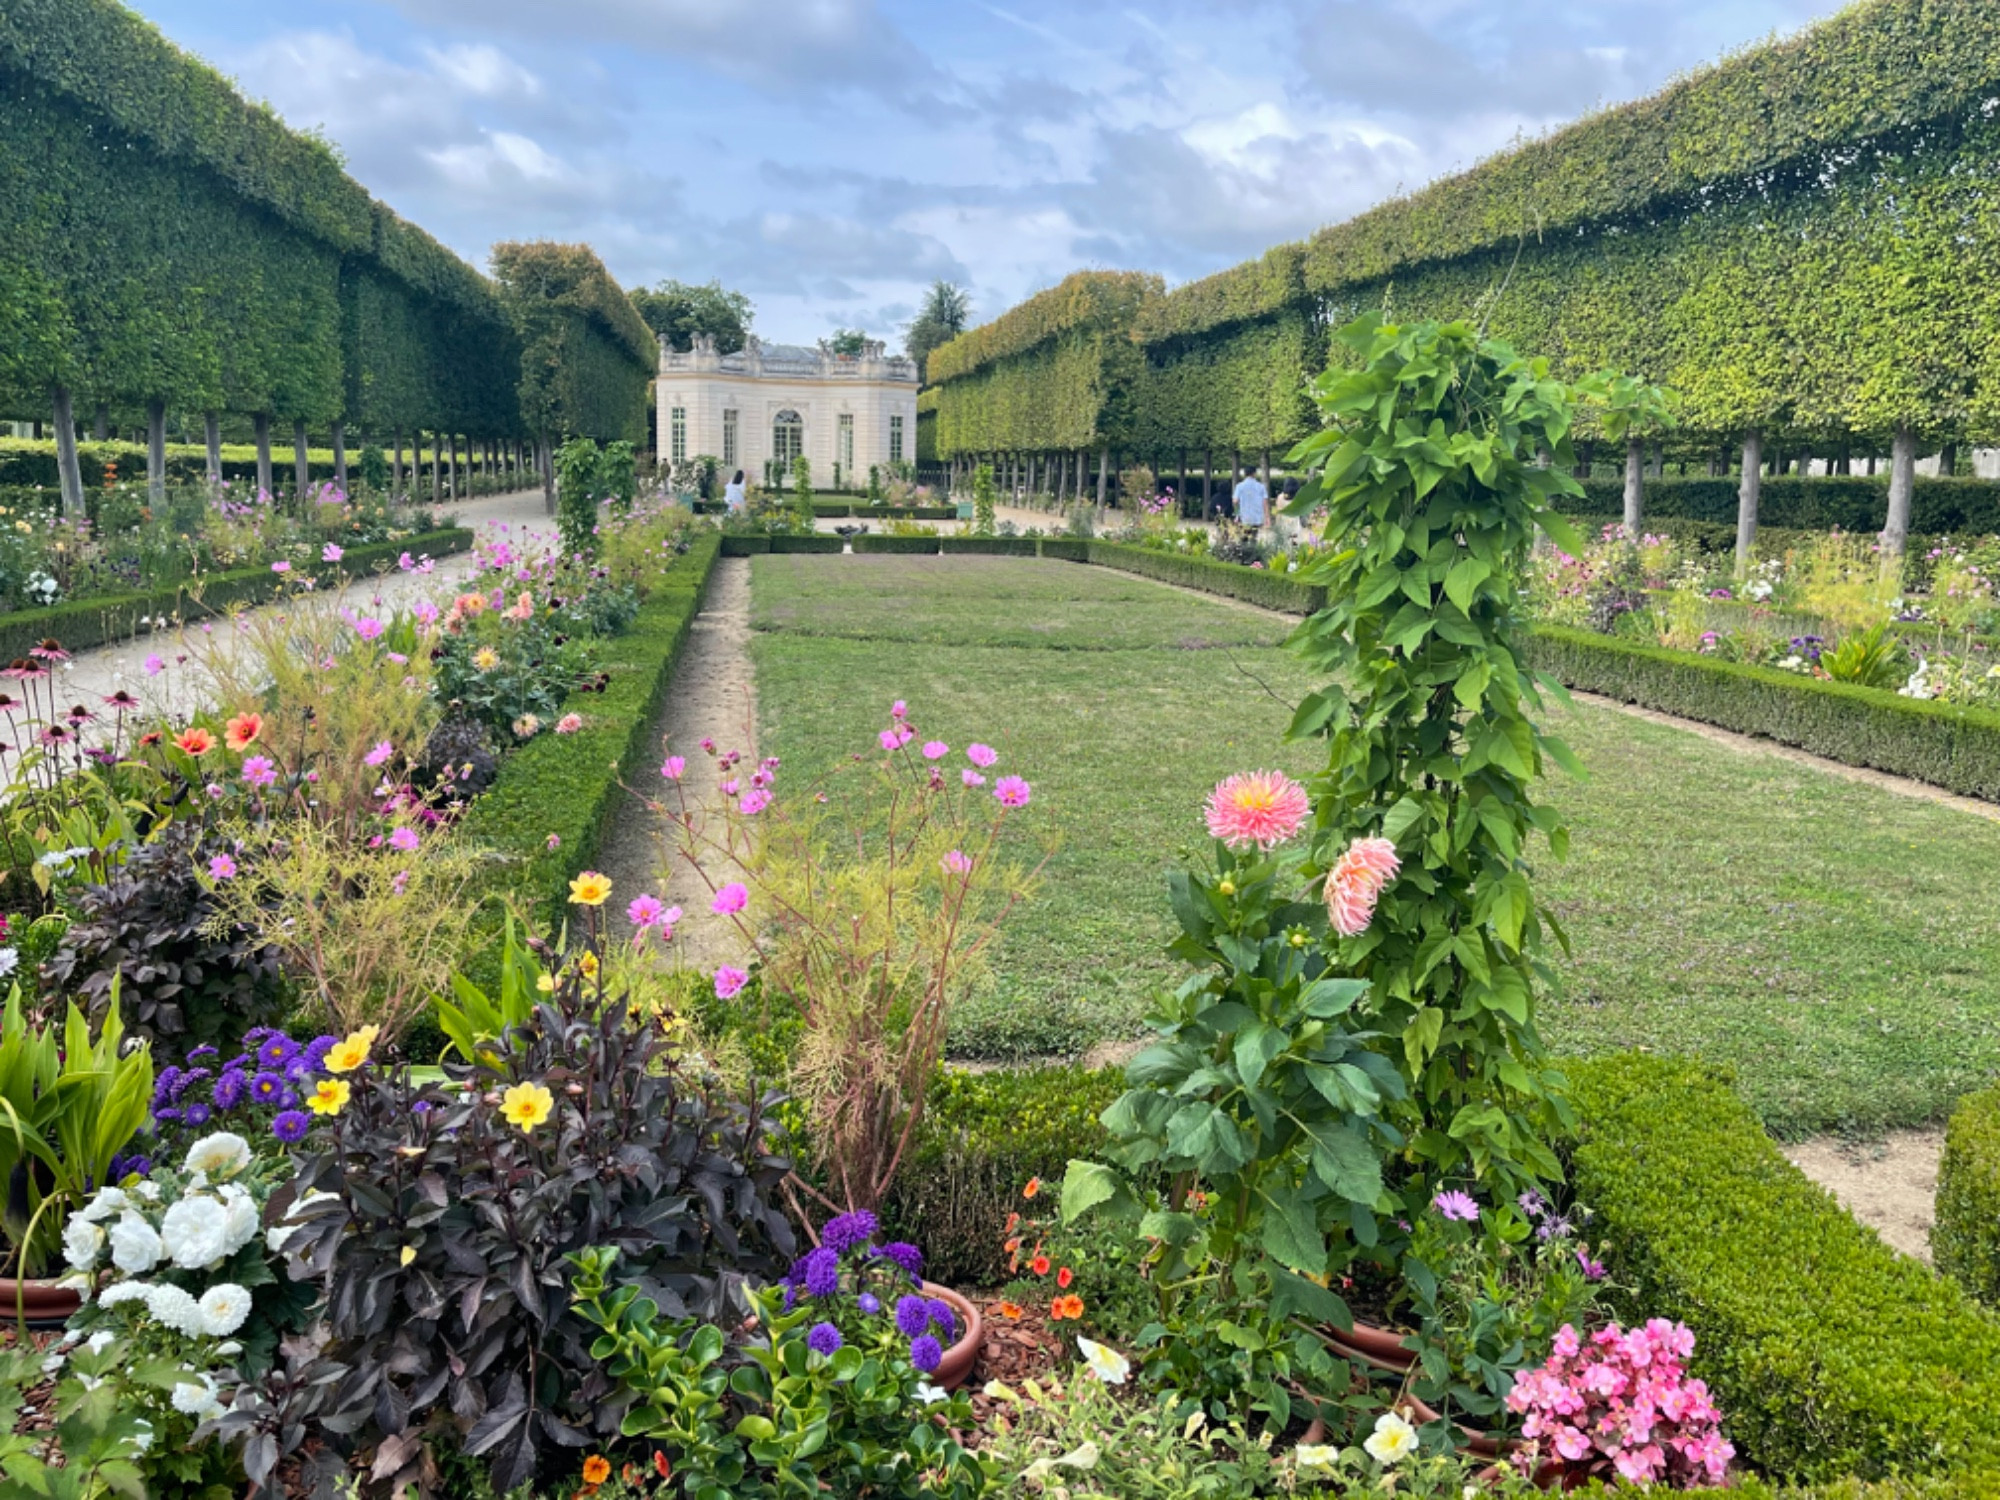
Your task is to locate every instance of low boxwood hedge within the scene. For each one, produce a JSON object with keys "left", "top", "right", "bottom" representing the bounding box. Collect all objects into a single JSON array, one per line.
[
  {"left": 1523, "top": 624, "right": 2000, "bottom": 801},
  {"left": 768, "top": 534, "right": 844, "bottom": 554},
  {"left": 1936, "top": 1086, "right": 2000, "bottom": 1309},
  {"left": 1037, "top": 537, "right": 1090, "bottom": 562},
  {"left": 0, "top": 527, "right": 473, "bottom": 663},
  {"left": 459, "top": 531, "right": 721, "bottom": 929},
  {"left": 1567, "top": 1053, "right": 2000, "bottom": 1481},
  {"left": 1561, "top": 474, "right": 2000, "bottom": 535},
  {"left": 720, "top": 534, "right": 771, "bottom": 555},
  {"left": 1084, "top": 541, "right": 1326, "bottom": 614},
  {"left": 936, "top": 536, "right": 1039, "bottom": 556},
  {"left": 851, "top": 534, "right": 941, "bottom": 554}
]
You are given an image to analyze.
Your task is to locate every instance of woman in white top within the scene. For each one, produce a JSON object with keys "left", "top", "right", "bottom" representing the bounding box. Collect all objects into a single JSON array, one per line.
[{"left": 723, "top": 469, "right": 747, "bottom": 513}]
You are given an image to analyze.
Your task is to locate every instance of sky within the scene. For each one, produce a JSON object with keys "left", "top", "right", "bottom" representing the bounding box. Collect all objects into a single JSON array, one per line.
[{"left": 134, "top": 0, "right": 1852, "bottom": 349}]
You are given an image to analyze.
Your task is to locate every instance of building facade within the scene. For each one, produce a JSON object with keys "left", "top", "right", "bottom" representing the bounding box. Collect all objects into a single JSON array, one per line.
[{"left": 655, "top": 334, "right": 920, "bottom": 484}]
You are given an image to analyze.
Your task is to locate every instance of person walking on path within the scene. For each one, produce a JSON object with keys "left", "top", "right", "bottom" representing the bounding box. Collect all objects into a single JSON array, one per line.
[
  {"left": 723, "top": 469, "right": 747, "bottom": 514},
  {"left": 1233, "top": 468, "right": 1268, "bottom": 540}
]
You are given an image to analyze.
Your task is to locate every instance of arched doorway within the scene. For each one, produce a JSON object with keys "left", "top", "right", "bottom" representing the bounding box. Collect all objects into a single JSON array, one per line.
[{"left": 772, "top": 409, "right": 804, "bottom": 472}]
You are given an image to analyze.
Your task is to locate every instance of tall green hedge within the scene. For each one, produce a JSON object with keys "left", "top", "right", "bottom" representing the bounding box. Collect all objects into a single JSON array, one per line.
[
  {"left": 1561, "top": 474, "right": 2000, "bottom": 535},
  {"left": 491, "top": 242, "right": 654, "bottom": 447},
  {"left": 1936, "top": 1086, "right": 2000, "bottom": 1309}
]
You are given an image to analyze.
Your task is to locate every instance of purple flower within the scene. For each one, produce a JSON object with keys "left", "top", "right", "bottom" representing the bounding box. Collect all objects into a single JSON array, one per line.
[
  {"left": 250, "top": 1071, "right": 285, "bottom": 1103},
  {"left": 182, "top": 1103, "right": 212, "bottom": 1127},
  {"left": 154, "top": 1107, "right": 182, "bottom": 1124},
  {"left": 271, "top": 1111, "right": 310, "bottom": 1143},
  {"left": 873, "top": 1241, "right": 924, "bottom": 1282},
  {"left": 821, "top": 1211, "right": 879, "bottom": 1256},
  {"left": 799, "top": 1247, "right": 840, "bottom": 1299},
  {"left": 1517, "top": 1189, "right": 1547, "bottom": 1220},
  {"left": 1576, "top": 1247, "right": 1606, "bottom": 1282},
  {"left": 858, "top": 1292, "right": 881, "bottom": 1316},
  {"left": 926, "top": 1298, "right": 956, "bottom": 1338},
  {"left": 1537, "top": 1215, "right": 1575, "bottom": 1242},
  {"left": 186, "top": 1045, "right": 218, "bottom": 1062},
  {"left": 807, "top": 1321, "right": 843, "bottom": 1356},
  {"left": 301, "top": 1035, "right": 337, "bottom": 1071},
  {"left": 909, "top": 1334, "right": 943, "bottom": 1373},
  {"left": 211, "top": 1070, "right": 249, "bottom": 1111},
  {"left": 257, "top": 1035, "right": 299, "bottom": 1069},
  {"left": 894, "top": 1294, "right": 931, "bottom": 1338},
  {"left": 1433, "top": 1189, "right": 1480, "bottom": 1223}
]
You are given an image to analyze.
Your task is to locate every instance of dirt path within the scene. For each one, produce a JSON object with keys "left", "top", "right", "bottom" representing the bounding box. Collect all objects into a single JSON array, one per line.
[
  {"left": 594, "top": 556, "right": 758, "bottom": 972},
  {"left": 1784, "top": 1132, "right": 1944, "bottom": 1262}
]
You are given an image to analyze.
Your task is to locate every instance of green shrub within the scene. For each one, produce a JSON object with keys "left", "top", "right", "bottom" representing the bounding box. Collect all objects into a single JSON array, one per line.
[
  {"left": 1084, "top": 540, "right": 1325, "bottom": 614},
  {"left": 720, "top": 533, "right": 770, "bottom": 555},
  {"left": 767, "top": 534, "right": 843, "bottom": 553},
  {"left": 851, "top": 534, "right": 940, "bottom": 554},
  {"left": 1567, "top": 1053, "right": 2000, "bottom": 1481},
  {"left": 1937, "top": 1086, "right": 2000, "bottom": 1308},
  {"left": 809, "top": 501, "right": 854, "bottom": 518},
  {"left": 937, "top": 536, "right": 1039, "bottom": 556},
  {"left": 1036, "top": 537, "right": 1090, "bottom": 562},
  {"left": 1563, "top": 474, "right": 2000, "bottom": 536},
  {"left": 1524, "top": 624, "right": 2000, "bottom": 801}
]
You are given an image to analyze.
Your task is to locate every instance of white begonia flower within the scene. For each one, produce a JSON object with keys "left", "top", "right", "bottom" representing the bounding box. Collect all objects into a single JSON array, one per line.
[
  {"left": 213, "top": 1341, "right": 242, "bottom": 1358},
  {"left": 143, "top": 1284, "right": 205, "bottom": 1338},
  {"left": 77, "top": 1187, "right": 130, "bottom": 1224},
  {"left": 1076, "top": 1337, "right": 1131, "bottom": 1386},
  {"left": 170, "top": 1374, "right": 222, "bottom": 1420},
  {"left": 53, "top": 1271, "right": 92, "bottom": 1302},
  {"left": 84, "top": 1330, "right": 115, "bottom": 1355},
  {"left": 161, "top": 1194, "right": 230, "bottom": 1269},
  {"left": 108, "top": 1210, "right": 163, "bottom": 1273},
  {"left": 40, "top": 1352, "right": 64, "bottom": 1376},
  {"left": 98, "top": 1281, "right": 154, "bottom": 1309},
  {"left": 185, "top": 1171, "right": 208, "bottom": 1193},
  {"left": 218, "top": 1185, "right": 260, "bottom": 1256},
  {"left": 197, "top": 1283, "right": 252, "bottom": 1337},
  {"left": 63, "top": 1214, "right": 105, "bottom": 1270},
  {"left": 183, "top": 1132, "right": 251, "bottom": 1180},
  {"left": 1364, "top": 1411, "right": 1420, "bottom": 1466}
]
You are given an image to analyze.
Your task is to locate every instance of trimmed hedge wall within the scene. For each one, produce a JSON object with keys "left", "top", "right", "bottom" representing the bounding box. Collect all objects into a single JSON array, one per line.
[
  {"left": 459, "top": 531, "right": 720, "bottom": 928},
  {"left": 1565, "top": 475, "right": 2000, "bottom": 536},
  {"left": 1036, "top": 537, "right": 1090, "bottom": 562},
  {"left": 851, "top": 534, "right": 941, "bottom": 554},
  {"left": 1524, "top": 624, "right": 2000, "bottom": 801},
  {"left": 0, "top": 526, "right": 471, "bottom": 663},
  {"left": 1936, "top": 1086, "right": 2000, "bottom": 1309},
  {"left": 767, "top": 534, "right": 843, "bottom": 554},
  {"left": 1567, "top": 1053, "right": 2000, "bottom": 1481},
  {"left": 936, "top": 536, "right": 1040, "bottom": 556},
  {"left": 1084, "top": 541, "right": 1325, "bottom": 614},
  {"left": 720, "top": 534, "right": 770, "bottom": 556}
]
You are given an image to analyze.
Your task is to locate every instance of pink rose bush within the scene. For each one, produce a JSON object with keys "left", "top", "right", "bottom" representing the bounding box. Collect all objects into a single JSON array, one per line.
[{"left": 1507, "top": 1319, "right": 1734, "bottom": 1487}]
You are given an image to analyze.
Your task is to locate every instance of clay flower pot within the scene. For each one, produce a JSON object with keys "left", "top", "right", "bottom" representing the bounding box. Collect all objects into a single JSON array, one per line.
[
  {"left": 0, "top": 1276, "right": 83, "bottom": 1329},
  {"left": 1325, "top": 1315, "right": 1419, "bottom": 1374},
  {"left": 921, "top": 1282, "right": 984, "bottom": 1391}
]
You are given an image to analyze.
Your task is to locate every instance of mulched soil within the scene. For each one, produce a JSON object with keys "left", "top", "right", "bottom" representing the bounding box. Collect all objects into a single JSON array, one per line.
[
  {"left": 965, "top": 1294, "right": 1067, "bottom": 1431},
  {"left": 0, "top": 1323, "right": 65, "bottom": 1436}
]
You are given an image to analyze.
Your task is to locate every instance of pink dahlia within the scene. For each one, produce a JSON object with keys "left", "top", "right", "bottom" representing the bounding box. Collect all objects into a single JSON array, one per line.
[
  {"left": 1203, "top": 771, "right": 1310, "bottom": 851},
  {"left": 1326, "top": 835, "right": 1401, "bottom": 937}
]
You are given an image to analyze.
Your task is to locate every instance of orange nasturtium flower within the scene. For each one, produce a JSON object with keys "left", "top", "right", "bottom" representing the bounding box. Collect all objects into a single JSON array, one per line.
[
  {"left": 224, "top": 711, "right": 264, "bottom": 751},
  {"left": 176, "top": 727, "right": 215, "bottom": 756},
  {"left": 581, "top": 1456, "right": 611, "bottom": 1486}
]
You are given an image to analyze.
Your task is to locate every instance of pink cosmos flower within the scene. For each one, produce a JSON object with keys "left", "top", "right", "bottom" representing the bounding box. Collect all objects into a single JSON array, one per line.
[
  {"left": 962, "top": 770, "right": 986, "bottom": 788},
  {"left": 1203, "top": 770, "right": 1310, "bottom": 851},
  {"left": 720, "top": 778, "right": 739, "bottom": 797},
  {"left": 364, "top": 740, "right": 393, "bottom": 768},
  {"left": 1433, "top": 1189, "right": 1479, "bottom": 1222},
  {"left": 414, "top": 600, "right": 440, "bottom": 626},
  {"left": 941, "top": 850, "right": 972, "bottom": 876},
  {"left": 270, "top": 560, "right": 290, "bottom": 574},
  {"left": 240, "top": 756, "right": 278, "bottom": 789},
  {"left": 391, "top": 870, "right": 410, "bottom": 895},
  {"left": 891, "top": 700, "right": 908, "bottom": 720},
  {"left": 661, "top": 756, "right": 685, "bottom": 780},
  {"left": 208, "top": 853, "right": 238, "bottom": 880},
  {"left": 739, "top": 789, "right": 771, "bottom": 816},
  {"left": 628, "top": 894, "right": 666, "bottom": 928},
  {"left": 398, "top": 552, "right": 415, "bottom": 571},
  {"left": 713, "top": 965, "right": 748, "bottom": 1000},
  {"left": 1326, "top": 835, "right": 1401, "bottom": 937},
  {"left": 555, "top": 713, "right": 583, "bottom": 734},
  {"left": 967, "top": 743, "right": 998, "bottom": 768},
  {"left": 712, "top": 883, "right": 748, "bottom": 915},
  {"left": 322, "top": 543, "right": 343, "bottom": 563},
  {"left": 922, "top": 741, "right": 949, "bottom": 760},
  {"left": 144, "top": 653, "right": 165, "bottom": 676},
  {"left": 700, "top": 737, "right": 717, "bottom": 754},
  {"left": 355, "top": 617, "right": 384, "bottom": 641},
  {"left": 388, "top": 827, "right": 421, "bottom": 853},
  {"left": 993, "top": 775, "right": 1031, "bottom": 808}
]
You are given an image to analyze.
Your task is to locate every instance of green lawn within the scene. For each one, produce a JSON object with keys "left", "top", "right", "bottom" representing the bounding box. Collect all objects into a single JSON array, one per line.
[{"left": 748, "top": 553, "right": 2000, "bottom": 1138}]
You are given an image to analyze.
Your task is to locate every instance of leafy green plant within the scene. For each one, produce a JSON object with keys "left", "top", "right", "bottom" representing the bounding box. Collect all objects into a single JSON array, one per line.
[
  {"left": 435, "top": 912, "right": 550, "bottom": 1065},
  {"left": 556, "top": 437, "right": 607, "bottom": 556},
  {"left": 1818, "top": 621, "right": 1907, "bottom": 687},
  {"left": 0, "top": 1343, "right": 158, "bottom": 1500},
  {"left": 971, "top": 462, "right": 996, "bottom": 536},
  {"left": 1936, "top": 1083, "right": 2000, "bottom": 1307},
  {"left": 791, "top": 454, "right": 816, "bottom": 533}
]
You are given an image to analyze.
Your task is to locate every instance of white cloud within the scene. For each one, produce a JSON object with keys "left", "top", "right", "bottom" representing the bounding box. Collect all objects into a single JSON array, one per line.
[{"left": 424, "top": 43, "right": 543, "bottom": 99}]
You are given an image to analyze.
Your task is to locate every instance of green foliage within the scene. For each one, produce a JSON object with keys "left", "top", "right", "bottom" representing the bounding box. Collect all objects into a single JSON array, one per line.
[
  {"left": 1285, "top": 314, "right": 1582, "bottom": 1197},
  {"left": 0, "top": 1344, "right": 155, "bottom": 1500},
  {"left": 851, "top": 534, "right": 941, "bottom": 554},
  {"left": 905, "top": 279, "right": 971, "bottom": 378},
  {"left": 1561, "top": 473, "right": 2000, "bottom": 534},
  {"left": 827, "top": 328, "right": 867, "bottom": 357},
  {"left": 1816, "top": 620, "right": 1907, "bottom": 687},
  {"left": 791, "top": 454, "right": 815, "bottom": 531},
  {"left": 493, "top": 241, "right": 652, "bottom": 446},
  {"left": 1085, "top": 540, "right": 1325, "bottom": 613},
  {"left": 554, "top": 437, "right": 606, "bottom": 555},
  {"left": 971, "top": 462, "right": 996, "bottom": 535},
  {"left": 1567, "top": 1052, "right": 2000, "bottom": 1480},
  {"left": 628, "top": 278, "right": 752, "bottom": 353},
  {"left": 1935, "top": 1085, "right": 2000, "bottom": 1307},
  {"left": 1524, "top": 621, "right": 2000, "bottom": 800}
]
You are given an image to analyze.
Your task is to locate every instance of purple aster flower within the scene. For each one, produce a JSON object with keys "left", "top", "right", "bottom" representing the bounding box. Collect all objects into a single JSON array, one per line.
[
  {"left": 909, "top": 1334, "right": 942, "bottom": 1373},
  {"left": 257, "top": 1035, "right": 299, "bottom": 1068},
  {"left": 249, "top": 1071, "right": 285, "bottom": 1103},
  {"left": 154, "top": 1107, "right": 182, "bottom": 1124},
  {"left": 301, "top": 1035, "right": 337, "bottom": 1071},
  {"left": 926, "top": 1298, "right": 956, "bottom": 1339},
  {"left": 271, "top": 1111, "right": 310, "bottom": 1144},
  {"left": 152, "top": 1066, "right": 182, "bottom": 1109},
  {"left": 170, "top": 1067, "right": 210, "bottom": 1102},
  {"left": 799, "top": 1246, "right": 840, "bottom": 1299},
  {"left": 857, "top": 1293, "right": 881, "bottom": 1316},
  {"left": 1433, "top": 1189, "right": 1480, "bottom": 1223},
  {"left": 283, "top": 1056, "right": 313, "bottom": 1083},
  {"left": 894, "top": 1294, "right": 931, "bottom": 1338},
  {"left": 873, "top": 1241, "right": 924, "bottom": 1282},
  {"left": 186, "top": 1045, "right": 218, "bottom": 1062},
  {"left": 807, "top": 1321, "right": 843, "bottom": 1356},
  {"left": 243, "top": 1027, "right": 275, "bottom": 1048},
  {"left": 782, "top": 1284, "right": 797, "bottom": 1311},
  {"left": 211, "top": 1069, "right": 249, "bottom": 1110},
  {"left": 182, "top": 1103, "right": 212, "bottom": 1127},
  {"left": 821, "top": 1210, "right": 879, "bottom": 1256}
]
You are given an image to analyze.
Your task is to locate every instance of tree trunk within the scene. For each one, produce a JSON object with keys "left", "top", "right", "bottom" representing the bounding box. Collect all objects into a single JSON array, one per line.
[
  {"left": 539, "top": 435, "right": 556, "bottom": 512},
  {"left": 51, "top": 386, "right": 84, "bottom": 519},
  {"left": 333, "top": 421, "right": 348, "bottom": 495},
  {"left": 430, "top": 432, "right": 441, "bottom": 505},
  {"left": 392, "top": 430, "right": 404, "bottom": 498},
  {"left": 1260, "top": 446, "right": 1271, "bottom": 491},
  {"left": 1881, "top": 423, "right": 1916, "bottom": 580},
  {"left": 254, "top": 413, "right": 273, "bottom": 498},
  {"left": 292, "top": 419, "right": 309, "bottom": 503},
  {"left": 204, "top": 412, "right": 222, "bottom": 484},
  {"left": 1735, "top": 430, "right": 1762, "bottom": 577},
  {"left": 147, "top": 398, "right": 167, "bottom": 507},
  {"left": 1940, "top": 441, "right": 1959, "bottom": 478},
  {"left": 1623, "top": 436, "right": 1644, "bottom": 534},
  {"left": 1094, "top": 445, "right": 1108, "bottom": 509},
  {"left": 92, "top": 404, "right": 107, "bottom": 443}
]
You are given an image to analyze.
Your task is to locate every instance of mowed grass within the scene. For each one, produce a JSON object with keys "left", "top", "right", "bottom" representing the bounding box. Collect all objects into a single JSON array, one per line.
[{"left": 748, "top": 553, "right": 2000, "bottom": 1137}]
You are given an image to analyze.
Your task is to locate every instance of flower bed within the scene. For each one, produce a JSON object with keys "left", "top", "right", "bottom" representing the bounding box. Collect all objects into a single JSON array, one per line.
[
  {"left": 1568, "top": 1053, "right": 2000, "bottom": 1481},
  {"left": 0, "top": 526, "right": 472, "bottom": 663},
  {"left": 458, "top": 530, "right": 720, "bottom": 927},
  {"left": 1936, "top": 1085, "right": 2000, "bottom": 1308}
]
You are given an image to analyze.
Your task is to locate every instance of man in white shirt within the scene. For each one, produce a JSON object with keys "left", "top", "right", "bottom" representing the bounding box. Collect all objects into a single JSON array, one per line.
[{"left": 1232, "top": 469, "right": 1268, "bottom": 535}]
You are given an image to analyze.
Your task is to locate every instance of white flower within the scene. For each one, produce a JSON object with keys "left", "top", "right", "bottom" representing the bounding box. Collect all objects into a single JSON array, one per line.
[
  {"left": 40, "top": 1352, "right": 64, "bottom": 1376},
  {"left": 218, "top": 1185, "right": 260, "bottom": 1256},
  {"left": 143, "top": 1284, "right": 205, "bottom": 1337},
  {"left": 0, "top": 949, "right": 19, "bottom": 979},
  {"left": 912, "top": 1382, "right": 949, "bottom": 1405},
  {"left": 213, "top": 1341, "right": 242, "bottom": 1358},
  {"left": 1295, "top": 1443, "right": 1340, "bottom": 1474},
  {"left": 108, "top": 1210, "right": 163, "bottom": 1274},
  {"left": 98, "top": 1281, "right": 154, "bottom": 1309},
  {"left": 1076, "top": 1336, "right": 1131, "bottom": 1386},
  {"left": 63, "top": 1215, "right": 105, "bottom": 1270},
  {"left": 84, "top": 1330, "right": 115, "bottom": 1355},
  {"left": 77, "top": 1187, "right": 130, "bottom": 1224},
  {"left": 170, "top": 1373, "right": 222, "bottom": 1420},
  {"left": 182, "top": 1132, "right": 251, "bottom": 1180},
  {"left": 1364, "top": 1411, "right": 1420, "bottom": 1466},
  {"left": 133, "top": 1181, "right": 162, "bottom": 1202},
  {"left": 161, "top": 1195, "right": 230, "bottom": 1269},
  {"left": 197, "top": 1283, "right": 252, "bottom": 1337}
]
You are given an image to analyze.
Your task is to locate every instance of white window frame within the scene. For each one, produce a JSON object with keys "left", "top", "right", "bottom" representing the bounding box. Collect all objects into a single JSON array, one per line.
[
  {"left": 722, "top": 408, "right": 738, "bottom": 467},
  {"left": 670, "top": 406, "right": 687, "bottom": 464},
  {"left": 889, "top": 413, "right": 905, "bottom": 464},
  {"left": 838, "top": 412, "right": 854, "bottom": 474}
]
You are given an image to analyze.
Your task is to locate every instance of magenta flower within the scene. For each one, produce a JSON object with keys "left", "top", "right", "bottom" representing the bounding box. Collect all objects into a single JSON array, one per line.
[
  {"left": 364, "top": 740, "right": 393, "bottom": 768},
  {"left": 878, "top": 728, "right": 901, "bottom": 752},
  {"left": 546, "top": 833, "right": 561, "bottom": 851},
  {"left": 240, "top": 756, "right": 278, "bottom": 789},
  {"left": 660, "top": 756, "right": 685, "bottom": 780},
  {"left": 967, "top": 743, "right": 998, "bottom": 768},
  {"left": 712, "top": 883, "right": 748, "bottom": 915},
  {"left": 992, "top": 775, "right": 1031, "bottom": 808},
  {"left": 628, "top": 894, "right": 666, "bottom": 928},
  {"left": 144, "top": 653, "right": 165, "bottom": 676},
  {"left": 740, "top": 788, "right": 771, "bottom": 816},
  {"left": 962, "top": 770, "right": 986, "bottom": 788},
  {"left": 922, "top": 741, "right": 949, "bottom": 760},
  {"left": 354, "top": 617, "right": 384, "bottom": 641},
  {"left": 700, "top": 737, "right": 717, "bottom": 754},
  {"left": 714, "top": 965, "right": 748, "bottom": 1000},
  {"left": 891, "top": 700, "right": 908, "bottom": 720},
  {"left": 270, "top": 560, "right": 290, "bottom": 574},
  {"left": 1433, "top": 1189, "right": 1480, "bottom": 1223},
  {"left": 322, "top": 543, "right": 343, "bottom": 563},
  {"left": 388, "top": 827, "right": 421, "bottom": 853},
  {"left": 1203, "top": 770, "right": 1310, "bottom": 851},
  {"left": 940, "top": 850, "right": 972, "bottom": 875},
  {"left": 398, "top": 552, "right": 415, "bottom": 571},
  {"left": 1576, "top": 1247, "right": 1606, "bottom": 1281},
  {"left": 208, "top": 853, "right": 238, "bottom": 880}
]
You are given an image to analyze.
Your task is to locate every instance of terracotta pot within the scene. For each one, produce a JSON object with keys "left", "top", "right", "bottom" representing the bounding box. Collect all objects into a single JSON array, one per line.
[
  {"left": 1324, "top": 1315, "right": 1418, "bottom": 1374},
  {"left": 1404, "top": 1395, "right": 1569, "bottom": 1490},
  {"left": 0, "top": 1276, "right": 82, "bottom": 1329},
  {"left": 921, "top": 1282, "right": 984, "bottom": 1391}
]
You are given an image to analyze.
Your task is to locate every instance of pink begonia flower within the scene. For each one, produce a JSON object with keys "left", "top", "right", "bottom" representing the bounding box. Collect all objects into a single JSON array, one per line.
[
  {"left": 322, "top": 543, "right": 344, "bottom": 563},
  {"left": 555, "top": 713, "right": 583, "bottom": 734},
  {"left": 739, "top": 789, "right": 771, "bottom": 816},
  {"left": 940, "top": 850, "right": 972, "bottom": 875},
  {"left": 1203, "top": 770, "right": 1309, "bottom": 851},
  {"left": 364, "top": 741, "right": 394, "bottom": 768},
  {"left": 388, "top": 827, "right": 421, "bottom": 852},
  {"left": 270, "top": 560, "right": 290, "bottom": 574},
  {"left": 922, "top": 741, "right": 949, "bottom": 760},
  {"left": 962, "top": 770, "right": 986, "bottom": 788},
  {"left": 712, "top": 883, "right": 748, "bottom": 915},
  {"left": 1327, "top": 836, "right": 1401, "bottom": 937},
  {"left": 966, "top": 743, "right": 998, "bottom": 768},
  {"left": 208, "top": 854, "right": 238, "bottom": 880},
  {"left": 240, "top": 756, "right": 278, "bottom": 789},
  {"left": 661, "top": 756, "right": 685, "bottom": 780},
  {"left": 992, "top": 775, "right": 1031, "bottom": 808},
  {"left": 355, "top": 617, "right": 384, "bottom": 640},
  {"left": 628, "top": 894, "right": 666, "bottom": 928},
  {"left": 713, "top": 965, "right": 748, "bottom": 1000}
]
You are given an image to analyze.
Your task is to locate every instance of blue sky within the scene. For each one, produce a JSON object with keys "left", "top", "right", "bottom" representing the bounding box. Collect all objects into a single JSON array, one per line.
[{"left": 136, "top": 0, "right": 1849, "bottom": 348}]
